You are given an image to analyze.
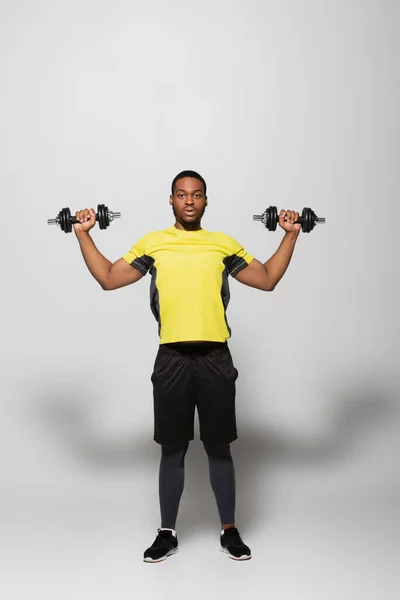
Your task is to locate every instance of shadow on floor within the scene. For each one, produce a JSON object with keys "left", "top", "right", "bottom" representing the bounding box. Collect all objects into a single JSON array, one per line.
[{"left": 28, "top": 373, "right": 399, "bottom": 536}]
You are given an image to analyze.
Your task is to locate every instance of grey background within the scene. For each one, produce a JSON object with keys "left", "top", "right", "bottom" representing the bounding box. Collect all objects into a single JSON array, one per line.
[{"left": 1, "top": 0, "right": 399, "bottom": 598}]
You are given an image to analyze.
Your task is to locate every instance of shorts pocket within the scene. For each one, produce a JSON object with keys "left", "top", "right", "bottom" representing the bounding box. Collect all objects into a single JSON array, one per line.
[
  {"left": 151, "top": 350, "right": 172, "bottom": 382},
  {"left": 212, "top": 348, "right": 238, "bottom": 383}
]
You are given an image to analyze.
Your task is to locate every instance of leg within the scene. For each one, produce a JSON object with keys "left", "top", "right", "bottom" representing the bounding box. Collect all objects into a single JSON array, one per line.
[
  {"left": 204, "top": 441, "right": 251, "bottom": 561},
  {"left": 203, "top": 441, "right": 236, "bottom": 528},
  {"left": 194, "top": 346, "right": 251, "bottom": 560},
  {"left": 159, "top": 443, "right": 189, "bottom": 529},
  {"left": 145, "top": 345, "right": 195, "bottom": 562},
  {"left": 194, "top": 344, "right": 238, "bottom": 526},
  {"left": 152, "top": 344, "right": 196, "bottom": 528}
]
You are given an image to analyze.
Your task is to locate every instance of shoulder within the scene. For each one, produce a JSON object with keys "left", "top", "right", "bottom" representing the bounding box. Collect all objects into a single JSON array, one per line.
[
  {"left": 136, "top": 229, "right": 166, "bottom": 245},
  {"left": 206, "top": 230, "right": 230, "bottom": 242},
  {"left": 212, "top": 231, "right": 243, "bottom": 251}
]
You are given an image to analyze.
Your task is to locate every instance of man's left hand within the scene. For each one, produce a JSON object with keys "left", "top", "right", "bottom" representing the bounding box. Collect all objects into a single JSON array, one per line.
[{"left": 279, "top": 209, "right": 302, "bottom": 234}]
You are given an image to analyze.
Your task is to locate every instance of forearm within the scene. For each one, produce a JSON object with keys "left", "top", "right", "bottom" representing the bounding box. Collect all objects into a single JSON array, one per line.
[
  {"left": 75, "top": 231, "right": 112, "bottom": 288},
  {"left": 264, "top": 231, "right": 300, "bottom": 289}
]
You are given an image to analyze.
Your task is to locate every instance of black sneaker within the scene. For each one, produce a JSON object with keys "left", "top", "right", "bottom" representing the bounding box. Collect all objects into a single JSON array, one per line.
[
  {"left": 143, "top": 529, "right": 178, "bottom": 563},
  {"left": 220, "top": 527, "right": 252, "bottom": 561}
]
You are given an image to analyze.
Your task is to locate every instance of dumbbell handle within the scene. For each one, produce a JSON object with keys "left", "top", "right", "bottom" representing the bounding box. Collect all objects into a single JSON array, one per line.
[
  {"left": 253, "top": 213, "right": 326, "bottom": 224},
  {"left": 47, "top": 210, "right": 121, "bottom": 226}
]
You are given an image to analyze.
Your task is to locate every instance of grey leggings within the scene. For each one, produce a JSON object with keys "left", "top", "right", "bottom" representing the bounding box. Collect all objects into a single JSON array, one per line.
[{"left": 159, "top": 442, "right": 236, "bottom": 529}]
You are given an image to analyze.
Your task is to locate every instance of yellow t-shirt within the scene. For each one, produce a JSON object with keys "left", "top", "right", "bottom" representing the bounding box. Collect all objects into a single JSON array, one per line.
[{"left": 122, "top": 225, "right": 254, "bottom": 344}]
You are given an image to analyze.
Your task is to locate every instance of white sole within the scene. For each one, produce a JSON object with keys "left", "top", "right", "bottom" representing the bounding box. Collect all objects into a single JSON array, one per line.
[
  {"left": 143, "top": 547, "right": 179, "bottom": 563},
  {"left": 220, "top": 547, "right": 252, "bottom": 561}
]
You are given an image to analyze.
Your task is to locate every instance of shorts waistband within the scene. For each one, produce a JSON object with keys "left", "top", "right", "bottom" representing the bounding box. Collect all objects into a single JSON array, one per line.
[{"left": 160, "top": 341, "right": 227, "bottom": 354}]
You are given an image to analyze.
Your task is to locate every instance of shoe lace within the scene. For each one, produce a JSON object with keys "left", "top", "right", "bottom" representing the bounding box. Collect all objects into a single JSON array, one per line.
[
  {"left": 223, "top": 528, "right": 243, "bottom": 546},
  {"left": 152, "top": 528, "right": 173, "bottom": 548}
]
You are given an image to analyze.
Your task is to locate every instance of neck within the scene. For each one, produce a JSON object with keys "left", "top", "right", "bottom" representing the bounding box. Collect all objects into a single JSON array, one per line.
[{"left": 174, "top": 221, "right": 202, "bottom": 231}]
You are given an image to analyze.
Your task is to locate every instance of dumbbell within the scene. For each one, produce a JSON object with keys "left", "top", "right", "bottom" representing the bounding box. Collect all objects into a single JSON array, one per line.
[
  {"left": 253, "top": 206, "right": 325, "bottom": 233},
  {"left": 47, "top": 204, "right": 121, "bottom": 233}
]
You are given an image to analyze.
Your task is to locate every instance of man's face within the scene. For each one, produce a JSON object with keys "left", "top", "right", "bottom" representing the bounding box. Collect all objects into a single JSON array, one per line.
[{"left": 169, "top": 177, "right": 208, "bottom": 229}]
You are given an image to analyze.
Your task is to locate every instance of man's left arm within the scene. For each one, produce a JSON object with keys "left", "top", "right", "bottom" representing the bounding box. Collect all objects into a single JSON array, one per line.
[{"left": 235, "top": 210, "right": 301, "bottom": 292}]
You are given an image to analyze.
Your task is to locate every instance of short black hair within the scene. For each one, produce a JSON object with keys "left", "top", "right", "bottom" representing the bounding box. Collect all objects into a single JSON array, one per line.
[{"left": 171, "top": 170, "right": 207, "bottom": 196}]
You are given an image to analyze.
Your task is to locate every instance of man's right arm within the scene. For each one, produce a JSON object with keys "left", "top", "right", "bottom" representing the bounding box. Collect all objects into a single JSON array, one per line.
[{"left": 74, "top": 208, "right": 143, "bottom": 290}]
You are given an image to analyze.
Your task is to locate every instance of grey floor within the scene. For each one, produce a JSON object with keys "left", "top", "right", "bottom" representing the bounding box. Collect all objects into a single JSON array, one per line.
[{"left": 2, "top": 498, "right": 398, "bottom": 600}]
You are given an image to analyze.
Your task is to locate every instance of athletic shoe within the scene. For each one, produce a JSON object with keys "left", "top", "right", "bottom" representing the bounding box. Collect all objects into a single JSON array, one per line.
[
  {"left": 143, "top": 529, "right": 178, "bottom": 563},
  {"left": 220, "top": 527, "right": 252, "bottom": 560}
]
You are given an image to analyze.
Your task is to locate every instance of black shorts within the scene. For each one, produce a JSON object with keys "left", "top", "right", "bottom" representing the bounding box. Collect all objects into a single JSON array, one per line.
[{"left": 151, "top": 341, "right": 239, "bottom": 446}]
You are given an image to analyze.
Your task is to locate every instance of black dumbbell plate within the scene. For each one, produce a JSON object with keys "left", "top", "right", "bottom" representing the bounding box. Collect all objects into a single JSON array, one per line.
[{"left": 59, "top": 207, "right": 72, "bottom": 233}]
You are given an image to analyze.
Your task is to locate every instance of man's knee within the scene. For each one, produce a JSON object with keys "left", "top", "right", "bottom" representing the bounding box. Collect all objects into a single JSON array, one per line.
[
  {"left": 203, "top": 441, "right": 232, "bottom": 461},
  {"left": 161, "top": 442, "right": 190, "bottom": 465}
]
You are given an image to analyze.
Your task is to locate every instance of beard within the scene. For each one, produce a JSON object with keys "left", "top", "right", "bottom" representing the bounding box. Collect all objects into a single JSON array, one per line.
[{"left": 172, "top": 202, "right": 206, "bottom": 230}]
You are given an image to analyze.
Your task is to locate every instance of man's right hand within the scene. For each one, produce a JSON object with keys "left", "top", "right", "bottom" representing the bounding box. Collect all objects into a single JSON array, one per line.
[
  {"left": 73, "top": 209, "right": 143, "bottom": 290},
  {"left": 73, "top": 208, "right": 97, "bottom": 234}
]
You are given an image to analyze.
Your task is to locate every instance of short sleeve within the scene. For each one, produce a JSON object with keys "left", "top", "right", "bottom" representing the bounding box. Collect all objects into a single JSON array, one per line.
[
  {"left": 122, "top": 233, "right": 154, "bottom": 276},
  {"left": 223, "top": 236, "right": 254, "bottom": 277}
]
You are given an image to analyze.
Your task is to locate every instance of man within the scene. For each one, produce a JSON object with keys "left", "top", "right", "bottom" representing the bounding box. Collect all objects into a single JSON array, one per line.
[{"left": 73, "top": 170, "right": 301, "bottom": 562}]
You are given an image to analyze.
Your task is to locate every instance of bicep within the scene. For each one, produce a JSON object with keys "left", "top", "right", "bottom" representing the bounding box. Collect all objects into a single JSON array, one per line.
[
  {"left": 105, "top": 258, "right": 144, "bottom": 290},
  {"left": 234, "top": 258, "right": 273, "bottom": 291}
]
